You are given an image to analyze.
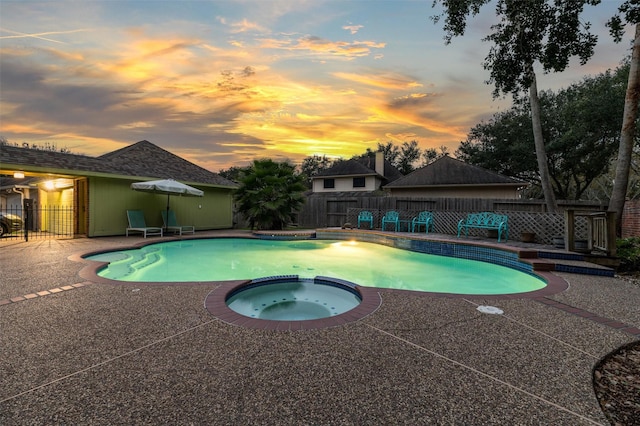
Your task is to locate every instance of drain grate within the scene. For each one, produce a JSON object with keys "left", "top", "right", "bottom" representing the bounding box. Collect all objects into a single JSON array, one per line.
[{"left": 477, "top": 305, "right": 504, "bottom": 315}]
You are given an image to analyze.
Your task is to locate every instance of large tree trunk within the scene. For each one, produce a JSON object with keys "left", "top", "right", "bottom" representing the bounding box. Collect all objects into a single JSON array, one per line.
[
  {"left": 609, "top": 23, "right": 640, "bottom": 235},
  {"left": 528, "top": 66, "right": 558, "bottom": 213}
]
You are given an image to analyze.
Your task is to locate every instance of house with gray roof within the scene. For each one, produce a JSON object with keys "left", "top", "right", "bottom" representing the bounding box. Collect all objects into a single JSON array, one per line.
[
  {"left": 0, "top": 140, "right": 237, "bottom": 237},
  {"left": 383, "top": 155, "right": 527, "bottom": 198},
  {"left": 311, "top": 152, "right": 402, "bottom": 193}
]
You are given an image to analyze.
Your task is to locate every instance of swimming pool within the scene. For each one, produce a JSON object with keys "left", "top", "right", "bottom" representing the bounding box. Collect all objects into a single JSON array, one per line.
[{"left": 86, "top": 238, "right": 546, "bottom": 295}]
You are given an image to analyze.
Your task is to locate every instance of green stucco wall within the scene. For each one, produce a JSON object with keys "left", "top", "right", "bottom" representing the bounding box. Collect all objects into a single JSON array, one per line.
[{"left": 88, "top": 177, "right": 234, "bottom": 237}]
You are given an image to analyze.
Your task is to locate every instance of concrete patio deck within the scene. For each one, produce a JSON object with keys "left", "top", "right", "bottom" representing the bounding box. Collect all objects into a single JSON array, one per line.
[{"left": 1, "top": 230, "right": 638, "bottom": 425}]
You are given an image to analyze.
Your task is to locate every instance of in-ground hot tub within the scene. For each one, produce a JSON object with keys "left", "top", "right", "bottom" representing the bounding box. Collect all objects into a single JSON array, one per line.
[{"left": 225, "top": 276, "right": 362, "bottom": 321}]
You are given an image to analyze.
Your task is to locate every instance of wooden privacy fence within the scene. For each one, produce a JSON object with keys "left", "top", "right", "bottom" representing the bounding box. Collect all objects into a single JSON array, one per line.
[
  {"left": 295, "top": 196, "right": 609, "bottom": 246},
  {"left": 233, "top": 195, "right": 615, "bottom": 251}
]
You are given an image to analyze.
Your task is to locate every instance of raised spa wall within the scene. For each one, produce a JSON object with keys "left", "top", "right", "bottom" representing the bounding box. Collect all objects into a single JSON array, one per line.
[
  {"left": 316, "top": 229, "right": 547, "bottom": 276},
  {"left": 251, "top": 227, "right": 616, "bottom": 279}
]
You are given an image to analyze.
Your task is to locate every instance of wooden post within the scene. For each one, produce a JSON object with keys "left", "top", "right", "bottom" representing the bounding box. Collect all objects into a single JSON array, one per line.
[
  {"left": 586, "top": 214, "right": 593, "bottom": 252},
  {"left": 607, "top": 211, "right": 617, "bottom": 257},
  {"left": 564, "top": 209, "right": 575, "bottom": 252}
]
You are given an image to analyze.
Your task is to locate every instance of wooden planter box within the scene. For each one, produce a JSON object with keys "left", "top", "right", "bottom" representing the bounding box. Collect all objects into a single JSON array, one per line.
[{"left": 520, "top": 232, "right": 535, "bottom": 243}]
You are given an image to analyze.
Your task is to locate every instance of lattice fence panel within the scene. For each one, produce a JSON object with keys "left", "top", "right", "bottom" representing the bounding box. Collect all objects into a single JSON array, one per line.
[
  {"left": 500, "top": 211, "right": 588, "bottom": 244},
  {"left": 347, "top": 208, "right": 588, "bottom": 245},
  {"left": 503, "top": 212, "right": 559, "bottom": 244},
  {"left": 432, "top": 211, "right": 468, "bottom": 235}
]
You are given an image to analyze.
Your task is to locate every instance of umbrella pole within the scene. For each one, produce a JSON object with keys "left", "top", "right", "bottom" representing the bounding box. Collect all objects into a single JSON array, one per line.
[{"left": 165, "top": 194, "right": 170, "bottom": 233}]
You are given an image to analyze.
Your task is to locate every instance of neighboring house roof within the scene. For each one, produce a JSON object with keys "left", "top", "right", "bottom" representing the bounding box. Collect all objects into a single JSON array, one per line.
[
  {"left": 314, "top": 159, "right": 377, "bottom": 178},
  {"left": 0, "top": 140, "right": 237, "bottom": 188},
  {"left": 384, "top": 155, "right": 526, "bottom": 188},
  {"left": 313, "top": 154, "right": 403, "bottom": 183}
]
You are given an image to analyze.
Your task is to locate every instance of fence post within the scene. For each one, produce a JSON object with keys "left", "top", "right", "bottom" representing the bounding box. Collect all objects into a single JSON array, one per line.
[
  {"left": 23, "top": 198, "right": 33, "bottom": 242},
  {"left": 564, "top": 209, "right": 575, "bottom": 251},
  {"left": 607, "top": 211, "right": 617, "bottom": 257}
]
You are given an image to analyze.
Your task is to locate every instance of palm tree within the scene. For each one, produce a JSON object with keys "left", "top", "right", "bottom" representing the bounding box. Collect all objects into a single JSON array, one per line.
[{"left": 234, "top": 159, "right": 307, "bottom": 230}]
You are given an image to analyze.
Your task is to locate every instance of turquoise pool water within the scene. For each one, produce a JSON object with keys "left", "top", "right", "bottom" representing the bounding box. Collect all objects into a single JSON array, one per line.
[{"left": 87, "top": 238, "right": 546, "bottom": 295}]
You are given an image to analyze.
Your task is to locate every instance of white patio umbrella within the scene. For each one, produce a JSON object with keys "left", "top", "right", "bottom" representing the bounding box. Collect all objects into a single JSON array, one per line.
[{"left": 130, "top": 179, "right": 203, "bottom": 229}]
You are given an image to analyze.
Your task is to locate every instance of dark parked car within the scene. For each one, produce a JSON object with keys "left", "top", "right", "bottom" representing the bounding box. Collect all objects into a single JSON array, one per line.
[{"left": 0, "top": 212, "right": 23, "bottom": 237}]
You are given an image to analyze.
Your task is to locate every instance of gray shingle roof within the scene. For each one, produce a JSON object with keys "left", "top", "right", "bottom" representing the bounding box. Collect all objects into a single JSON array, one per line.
[
  {"left": 314, "top": 159, "right": 377, "bottom": 177},
  {"left": 384, "top": 156, "right": 525, "bottom": 188},
  {"left": 1, "top": 140, "right": 237, "bottom": 187},
  {"left": 314, "top": 153, "right": 403, "bottom": 183},
  {"left": 1, "top": 144, "right": 108, "bottom": 173},
  {"left": 98, "top": 141, "right": 236, "bottom": 186}
]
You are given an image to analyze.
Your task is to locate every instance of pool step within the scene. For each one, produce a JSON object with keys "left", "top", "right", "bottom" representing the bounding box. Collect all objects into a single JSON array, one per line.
[
  {"left": 526, "top": 250, "right": 615, "bottom": 277},
  {"left": 100, "top": 248, "right": 162, "bottom": 280}
]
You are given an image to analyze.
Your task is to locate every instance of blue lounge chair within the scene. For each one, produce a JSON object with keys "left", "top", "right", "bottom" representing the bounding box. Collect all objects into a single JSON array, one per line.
[
  {"left": 357, "top": 210, "right": 374, "bottom": 229},
  {"left": 411, "top": 211, "right": 434, "bottom": 233},
  {"left": 381, "top": 210, "right": 400, "bottom": 232},
  {"left": 126, "top": 210, "right": 163, "bottom": 238},
  {"left": 161, "top": 210, "right": 195, "bottom": 235}
]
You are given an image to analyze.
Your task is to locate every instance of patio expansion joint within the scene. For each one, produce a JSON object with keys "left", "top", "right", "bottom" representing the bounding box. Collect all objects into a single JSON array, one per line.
[
  {"left": 461, "top": 299, "right": 601, "bottom": 360},
  {"left": 366, "top": 324, "right": 604, "bottom": 426},
  {"left": 534, "top": 297, "right": 640, "bottom": 338},
  {"left": 0, "top": 282, "right": 94, "bottom": 307},
  {"left": 0, "top": 318, "right": 219, "bottom": 404}
]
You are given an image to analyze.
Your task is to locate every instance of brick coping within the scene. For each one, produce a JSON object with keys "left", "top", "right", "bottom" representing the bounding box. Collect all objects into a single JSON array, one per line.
[{"left": 0, "top": 282, "right": 92, "bottom": 306}]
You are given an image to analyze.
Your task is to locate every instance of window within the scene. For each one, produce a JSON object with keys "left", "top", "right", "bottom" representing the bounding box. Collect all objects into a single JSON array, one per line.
[
  {"left": 353, "top": 177, "right": 366, "bottom": 188},
  {"left": 323, "top": 179, "right": 335, "bottom": 189}
]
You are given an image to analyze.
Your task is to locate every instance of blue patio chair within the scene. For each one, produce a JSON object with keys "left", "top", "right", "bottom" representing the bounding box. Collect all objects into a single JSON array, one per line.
[
  {"left": 161, "top": 210, "right": 195, "bottom": 235},
  {"left": 126, "top": 210, "right": 163, "bottom": 238},
  {"left": 357, "top": 210, "right": 374, "bottom": 229},
  {"left": 411, "top": 211, "right": 434, "bottom": 233},
  {"left": 381, "top": 210, "right": 400, "bottom": 232}
]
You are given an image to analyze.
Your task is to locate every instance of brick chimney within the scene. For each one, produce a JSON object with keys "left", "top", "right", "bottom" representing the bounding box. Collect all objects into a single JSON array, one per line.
[{"left": 375, "top": 151, "right": 384, "bottom": 176}]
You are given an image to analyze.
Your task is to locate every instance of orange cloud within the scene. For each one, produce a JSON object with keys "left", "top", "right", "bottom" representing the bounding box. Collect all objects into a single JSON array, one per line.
[
  {"left": 257, "top": 35, "right": 385, "bottom": 58},
  {"left": 0, "top": 24, "right": 469, "bottom": 170},
  {"left": 1, "top": 123, "right": 52, "bottom": 135},
  {"left": 333, "top": 72, "right": 422, "bottom": 90}
]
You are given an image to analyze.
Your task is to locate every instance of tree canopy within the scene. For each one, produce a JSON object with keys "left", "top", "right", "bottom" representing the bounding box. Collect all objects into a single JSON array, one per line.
[
  {"left": 457, "top": 63, "right": 628, "bottom": 199},
  {"left": 606, "top": 0, "right": 640, "bottom": 233},
  {"left": 299, "top": 155, "right": 333, "bottom": 188},
  {"left": 432, "top": 0, "right": 601, "bottom": 212},
  {"left": 432, "top": 0, "right": 599, "bottom": 97},
  {"left": 351, "top": 141, "right": 445, "bottom": 174}
]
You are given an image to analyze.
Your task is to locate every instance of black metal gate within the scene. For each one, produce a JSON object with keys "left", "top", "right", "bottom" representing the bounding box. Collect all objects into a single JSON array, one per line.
[{"left": 1, "top": 201, "right": 75, "bottom": 241}]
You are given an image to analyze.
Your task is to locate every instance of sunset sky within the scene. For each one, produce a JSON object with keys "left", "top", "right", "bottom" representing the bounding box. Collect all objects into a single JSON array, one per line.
[{"left": 0, "top": 0, "right": 633, "bottom": 172}]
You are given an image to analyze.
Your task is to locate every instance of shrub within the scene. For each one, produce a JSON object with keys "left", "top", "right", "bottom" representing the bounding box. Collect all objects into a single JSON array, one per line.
[{"left": 616, "top": 237, "right": 640, "bottom": 272}]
